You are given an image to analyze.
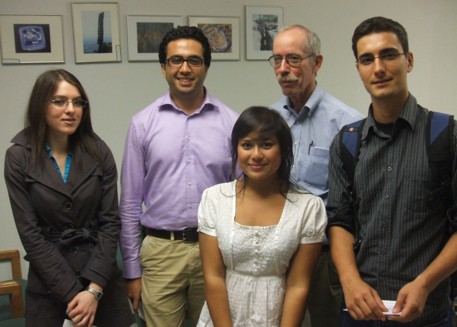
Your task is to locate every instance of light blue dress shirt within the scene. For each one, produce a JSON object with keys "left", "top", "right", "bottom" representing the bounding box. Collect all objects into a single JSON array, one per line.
[{"left": 271, "top": 84, "right": 363, "bottom": 201}]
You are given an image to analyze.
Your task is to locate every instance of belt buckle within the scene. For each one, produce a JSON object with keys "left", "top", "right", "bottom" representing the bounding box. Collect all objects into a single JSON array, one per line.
[{"left": 182, "top": 228, "right": 198, "bottom": 243}]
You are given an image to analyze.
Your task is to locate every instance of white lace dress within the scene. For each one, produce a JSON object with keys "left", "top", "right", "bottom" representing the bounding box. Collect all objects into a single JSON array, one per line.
[{"left": 197, "top": 181, "right": 326, "bottom": 327}]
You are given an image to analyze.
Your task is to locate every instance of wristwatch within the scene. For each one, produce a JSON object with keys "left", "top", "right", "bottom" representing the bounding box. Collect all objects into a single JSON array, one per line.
[{"left": 86, "top": 286, "right": 103, "bottom": 300}]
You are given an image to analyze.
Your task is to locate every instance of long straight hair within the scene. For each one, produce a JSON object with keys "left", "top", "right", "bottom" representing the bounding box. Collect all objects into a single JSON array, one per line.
[{"left": 25, "top": 69, "right": 101, "bottom": 168}]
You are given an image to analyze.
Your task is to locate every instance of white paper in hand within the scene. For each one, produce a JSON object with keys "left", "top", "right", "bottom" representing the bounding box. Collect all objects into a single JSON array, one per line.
[
  {"left": 382, "top": 300, "right": 401, "bottom": 316},
  {"left": 343, "top": 300, "right": 401, "bottom": 316},
  {"left": 62, "top": 319, "right": 74, "bottom": 327}
]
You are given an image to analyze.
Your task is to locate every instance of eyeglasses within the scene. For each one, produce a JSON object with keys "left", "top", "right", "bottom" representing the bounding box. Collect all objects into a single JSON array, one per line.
[
  {"left": 268, "top": 54, "right": 314, "bottom": 68},
  {"left": 50, "top": 98, "right": 88, "bottom": 109},
  {"left": 166, "top": 56, "right": 204, "bottom": 68},
  {"left": 357, "top": 51, "right": 406, "bottom": 66}
]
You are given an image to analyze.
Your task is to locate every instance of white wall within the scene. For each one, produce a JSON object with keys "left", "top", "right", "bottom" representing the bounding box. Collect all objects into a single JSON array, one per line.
[{"left": 1, "top": 0, "right": 456, "bottom": 277}]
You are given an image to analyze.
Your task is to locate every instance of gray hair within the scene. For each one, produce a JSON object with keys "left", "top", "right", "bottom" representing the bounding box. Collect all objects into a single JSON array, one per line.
[{"left": 278, "top": 24, "right": 321, "bottom": 56}]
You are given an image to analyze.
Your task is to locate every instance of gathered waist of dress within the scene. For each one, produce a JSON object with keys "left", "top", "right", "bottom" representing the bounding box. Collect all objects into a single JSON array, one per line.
[{"left": 226, "top": 268, "right": 285, "bottom": 280}]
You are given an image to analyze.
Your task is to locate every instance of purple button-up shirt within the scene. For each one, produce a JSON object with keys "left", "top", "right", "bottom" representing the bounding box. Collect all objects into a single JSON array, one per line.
[{"left": 119, "top": 91, "right": 239, "bottom": 278}]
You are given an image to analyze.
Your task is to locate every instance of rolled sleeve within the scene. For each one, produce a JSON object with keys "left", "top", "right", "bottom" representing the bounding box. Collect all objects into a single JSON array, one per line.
[{"left": 326, "top": 133, "right": 356, "bottom": 235}]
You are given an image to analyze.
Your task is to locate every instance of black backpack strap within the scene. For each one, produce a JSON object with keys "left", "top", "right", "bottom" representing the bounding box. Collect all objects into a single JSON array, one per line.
[
  {"left": 340, "top": 118, "right": 366, "bottom": 197},
  {"left": 426, "top": 111, "right": 454, "bottom": 208},
  {"left": 427, "top": 111, "right": 457, "bottom": 296},
  {"left": 339, "top": 118, "right": 366, "bottom": 252}
]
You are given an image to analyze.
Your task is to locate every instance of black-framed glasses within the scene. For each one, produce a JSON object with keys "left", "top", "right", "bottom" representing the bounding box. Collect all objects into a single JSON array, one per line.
[
  {"left": 50, "top": 98, "right": 88, "bottom": 109},
  {"left": 166, "top": 56, "right": 204, "bottom": 68},
  {"left": 357, "top": 51, "right": 406, "bottom": 66},
  {"left": 268, "top": 54, "right": 314, "bottom": 68}
]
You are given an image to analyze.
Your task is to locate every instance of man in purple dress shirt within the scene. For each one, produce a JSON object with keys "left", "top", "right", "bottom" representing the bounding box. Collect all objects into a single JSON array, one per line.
[{"left": 119, "top": 26, "right": 239, "bottom": 327}]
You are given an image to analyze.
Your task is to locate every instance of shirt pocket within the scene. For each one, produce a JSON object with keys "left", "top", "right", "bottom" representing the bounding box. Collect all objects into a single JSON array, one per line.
[{"left": 302, "top": 146, "right": 329, "bottom": 188}]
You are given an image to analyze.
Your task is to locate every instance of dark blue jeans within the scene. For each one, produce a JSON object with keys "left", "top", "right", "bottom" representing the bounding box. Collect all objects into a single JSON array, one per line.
[{"left": 339, "top": 306, "right": 455, "bottom": 327}]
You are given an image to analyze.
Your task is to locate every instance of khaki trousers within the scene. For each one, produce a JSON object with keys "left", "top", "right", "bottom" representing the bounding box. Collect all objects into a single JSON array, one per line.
[{"left": 140, "top": 235, "right": 204, "bottom": 327}]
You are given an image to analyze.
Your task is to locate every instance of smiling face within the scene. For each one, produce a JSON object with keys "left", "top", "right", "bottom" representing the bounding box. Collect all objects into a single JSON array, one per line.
[
  {"left": 162, "top": 38, "right": 208, "bottom": 104},
  {"left": 356, "top": 32, "right": 413, "bottom": 104},
  {"left": 237, "top": 130, "right": 282, "bottom": 184},
  {"left": 45, "top": 80, "right": 83, "bottom": 144}
]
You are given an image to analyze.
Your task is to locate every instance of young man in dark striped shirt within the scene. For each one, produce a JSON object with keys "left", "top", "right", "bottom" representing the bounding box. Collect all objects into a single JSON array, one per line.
[{"left": 328, "top": 16, "right": 457, "bottom": 326}]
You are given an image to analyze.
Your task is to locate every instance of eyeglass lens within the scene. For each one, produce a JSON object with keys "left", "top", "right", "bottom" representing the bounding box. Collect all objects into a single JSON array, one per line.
[
  {"left": 358, "top": 51, "right": 405, "bottom": 65},
  {"left": 167, "top": 56, "right": 204, "bottom": 67},
  {"left": 269, "top": 54, "right": 312, "bottom": 68},
  {"left": 50, "top": 98, "right": 87, "bottom": 108}
]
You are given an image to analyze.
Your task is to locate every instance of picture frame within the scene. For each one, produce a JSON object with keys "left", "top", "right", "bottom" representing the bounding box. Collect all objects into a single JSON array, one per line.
[
  {"left": 188, "top": 16, "right": 240, "bottom": 61},
  {"left": 126, "top": 15, "right": 183, "bottom": 61},
  {"left": 0, "top": 14, "right": 64, "bottom": 64},
  {"left": 71, "top": 2, "right": 121, "bottom": 63},
  {"left": 245, "top": 6, "right": 283, "bottom": 60}
]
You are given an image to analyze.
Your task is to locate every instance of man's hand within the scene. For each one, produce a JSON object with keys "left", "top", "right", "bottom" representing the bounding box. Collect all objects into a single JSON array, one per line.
[
  {"left": 387, "top": 279, "right": 429, "bottom": 323},
  {"left": 126, "top": 278, "right": 142, "bottom": 312},
  {"left": 342, "top": 276, "right": 387, "bottom": 321}
]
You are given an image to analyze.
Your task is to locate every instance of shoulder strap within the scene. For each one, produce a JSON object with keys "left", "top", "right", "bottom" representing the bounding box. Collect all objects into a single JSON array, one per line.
[
  {"left": 426, "top": 111, "right": 454, "bottom": 207},
  {"left": 340, "top": 118, "right": 367, "bottom": 196},
  {"left": 339, "top": 118, "right": 366, "bottom": 251}
]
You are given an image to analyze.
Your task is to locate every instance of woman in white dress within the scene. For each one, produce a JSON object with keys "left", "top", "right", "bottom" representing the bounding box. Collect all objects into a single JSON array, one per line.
[{"left": 197, "top": 106, "right": 327, "bottom": 327}]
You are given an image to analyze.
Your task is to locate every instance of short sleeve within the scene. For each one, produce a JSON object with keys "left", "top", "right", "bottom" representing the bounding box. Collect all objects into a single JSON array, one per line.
[
  {"left": 300, "top": 195, "right": 327, "bottom": 244},
  {"left": 197, "top": 187, "right": 218, "bottom": 237}
]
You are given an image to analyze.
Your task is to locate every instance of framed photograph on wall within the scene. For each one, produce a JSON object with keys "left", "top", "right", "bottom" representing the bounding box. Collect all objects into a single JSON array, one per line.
[
  {"left": 245, "top": 6, "right": 283, "bottom": 60},
  {"left": 188, "top": 16, "right": 240, "bottom": 61},
  {"left": 126, "top": 15, "right": 183, "bottom": 61},
  {"left": 71, "top": 2, "right": 121, "bottom": 63},
  {"left": 0, "top": 14, "right": 64, "bottom": 64}
]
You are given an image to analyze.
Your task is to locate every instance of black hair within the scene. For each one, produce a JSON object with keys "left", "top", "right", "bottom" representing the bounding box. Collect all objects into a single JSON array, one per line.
[
  {"left": 231, "top": 106, "right": 297, "bottom": 197},
  {"left": 158, "top": 25, "right": 211, "bottom": 68},
  {"left": 352, "top": 16, "right": 409, "bottom": 59}
]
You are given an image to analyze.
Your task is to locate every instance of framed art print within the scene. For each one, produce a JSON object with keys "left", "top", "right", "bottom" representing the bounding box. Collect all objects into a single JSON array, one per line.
[
  {"left": 127, "top": 15, "right": 183, "bottom": 61},
  {"left": 188, "top": 16, "right": 240, "bottom": 61},
  {"left": 71, "top": 2, "right": 121, "bottom": 63},
  {"left": 0, "top": 14, "right": 64, "bottom": 64},
  {"left": 245, "top": 6, "right": 283, "bottom": 60}
]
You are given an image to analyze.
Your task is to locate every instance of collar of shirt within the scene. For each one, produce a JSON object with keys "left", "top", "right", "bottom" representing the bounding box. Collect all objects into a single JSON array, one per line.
[
  {"left": 282, "top": 84, "right": 324, "bottom": 122},
  {"left": 158, "top": 89, "right": 216, "bottom": 115},
  {"left": 363, "top": 93, "right": 417, "bottom": 141},
  {"left": 45, "top": 144, "right": 72, "bottom": 183}
]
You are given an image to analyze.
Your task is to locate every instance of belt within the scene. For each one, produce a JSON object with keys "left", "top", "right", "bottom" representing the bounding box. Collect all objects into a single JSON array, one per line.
[
  {"left": 47, "top": 227, "right": 97, "bottom": 245},
  {"left": 146, "top": 228, "right": 198, "bottom": 243}
]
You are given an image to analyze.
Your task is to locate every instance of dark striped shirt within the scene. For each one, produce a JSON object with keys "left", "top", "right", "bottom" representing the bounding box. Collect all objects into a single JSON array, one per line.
[{"left": 328, "top": 94, "right": 457, "bottom": 325}]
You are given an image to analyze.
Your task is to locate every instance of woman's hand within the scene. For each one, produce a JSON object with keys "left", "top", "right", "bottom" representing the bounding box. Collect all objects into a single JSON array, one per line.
[{"left": 67, "top": 284, "right": 101, "bottom": 327}]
